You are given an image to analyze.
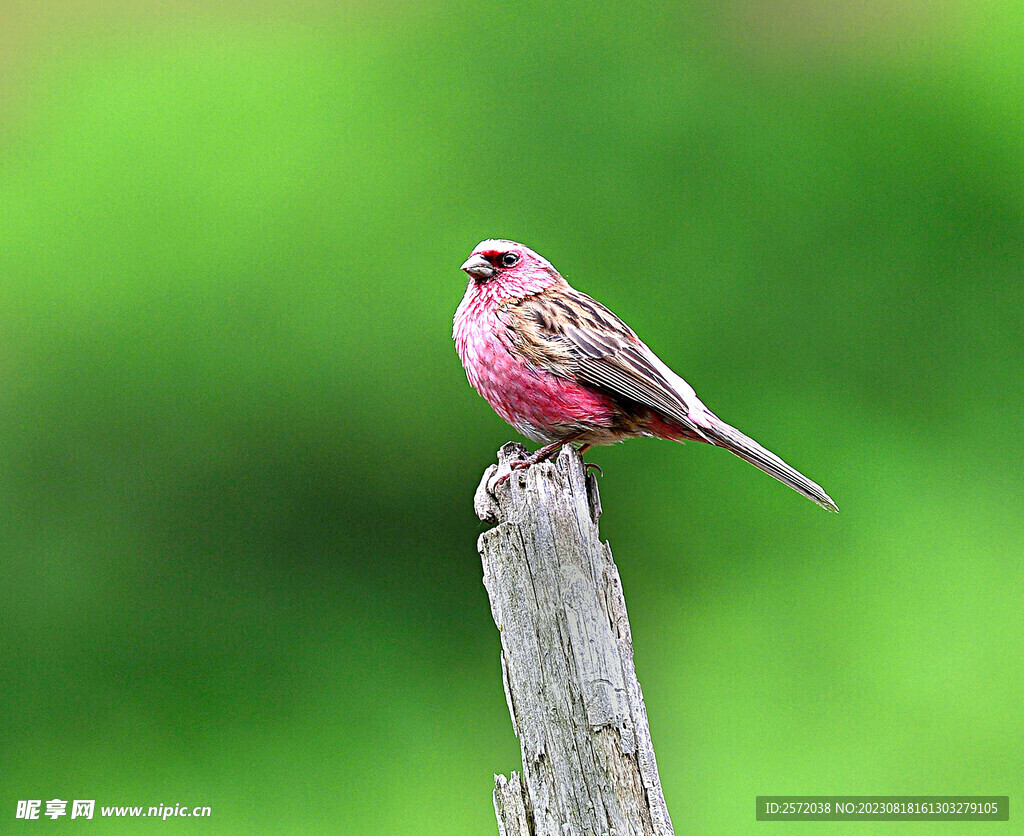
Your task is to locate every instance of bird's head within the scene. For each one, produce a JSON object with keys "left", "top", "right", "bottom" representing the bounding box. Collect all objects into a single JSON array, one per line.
[{"left": 460, "top": 240, "right": 562, "bottom": 297}]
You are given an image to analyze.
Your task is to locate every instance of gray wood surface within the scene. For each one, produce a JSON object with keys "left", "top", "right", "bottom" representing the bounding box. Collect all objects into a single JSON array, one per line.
[{"left": 475, "top": 443, "right": 675, "bottom": 836}]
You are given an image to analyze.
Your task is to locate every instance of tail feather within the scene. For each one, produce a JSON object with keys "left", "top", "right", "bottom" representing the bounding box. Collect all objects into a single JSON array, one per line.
[{"left": 699, "top": 416, "right": 838, "bottom": 513}]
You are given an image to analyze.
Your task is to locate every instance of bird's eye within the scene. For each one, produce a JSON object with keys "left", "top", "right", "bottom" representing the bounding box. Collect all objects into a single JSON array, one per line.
[{"left": 500, "top": 252, "right": 520, "bottom": 268}]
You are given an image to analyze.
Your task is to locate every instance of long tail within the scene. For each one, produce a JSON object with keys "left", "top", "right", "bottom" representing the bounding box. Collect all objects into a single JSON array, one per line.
[{"left": 697, "top": 416, "right": 838, "bottom": 512}]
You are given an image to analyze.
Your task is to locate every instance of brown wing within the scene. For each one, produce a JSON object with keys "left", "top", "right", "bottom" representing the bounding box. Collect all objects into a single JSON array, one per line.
[
  {"left": 498, "top": 286, "right": 710, "bottom": 440},
  {"left": 499, "top": 286, "right": 838, "bottom": 511}
]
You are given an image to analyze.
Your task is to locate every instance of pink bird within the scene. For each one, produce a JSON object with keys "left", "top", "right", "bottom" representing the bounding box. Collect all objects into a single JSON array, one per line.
[{"left": 454, "top": 239, "right": 838, "bottom": 512}]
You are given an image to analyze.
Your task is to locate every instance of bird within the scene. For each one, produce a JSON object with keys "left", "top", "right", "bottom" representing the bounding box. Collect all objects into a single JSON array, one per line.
[{"left": 453, "top": 239, "right": 837, "bottom": 512}]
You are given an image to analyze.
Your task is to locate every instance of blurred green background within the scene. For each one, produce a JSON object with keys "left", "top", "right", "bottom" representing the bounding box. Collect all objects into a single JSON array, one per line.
[{"left": 1, "top": 1, "right": 1021, "bottom": 833}]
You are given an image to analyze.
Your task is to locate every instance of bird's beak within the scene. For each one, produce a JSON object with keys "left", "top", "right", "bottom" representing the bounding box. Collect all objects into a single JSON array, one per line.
[{"left": 461, "top": 253, "right": 496, "bottom": 280}]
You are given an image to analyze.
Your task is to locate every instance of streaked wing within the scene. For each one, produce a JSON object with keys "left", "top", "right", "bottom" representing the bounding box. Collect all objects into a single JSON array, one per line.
[{"left": 499, "top": 286, "right": 707, "bottom": 438}]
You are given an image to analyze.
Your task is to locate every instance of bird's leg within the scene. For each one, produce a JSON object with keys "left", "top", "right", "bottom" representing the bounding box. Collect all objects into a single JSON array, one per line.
[
  {"left": 576, "top": 443, "right": 603, "bottom": 476},
  {"left": 493, "top": 433, "right": 585, "bottom": 486},
  {"left": 514, "top": 437, "right": 577, "bottom": 468}
]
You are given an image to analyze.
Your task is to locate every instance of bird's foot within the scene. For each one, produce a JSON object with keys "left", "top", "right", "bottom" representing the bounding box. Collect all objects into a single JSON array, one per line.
[
  {"left": 490, "top": 437, "right": 580, "bottom": 489},
  {"left": 492, "top": 449, "right": 555, "bottom": 487},
  {"left": 491, "top": 466, "right": 519, "bottom": 489},
  {"left": 584, "top": 462, "right": 603, "bottom": 477}
]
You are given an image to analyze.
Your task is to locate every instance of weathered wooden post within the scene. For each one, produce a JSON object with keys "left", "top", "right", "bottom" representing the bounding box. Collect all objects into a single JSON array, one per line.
[{"left": 474, "top": 443, "right": 675, "bottom": 836}]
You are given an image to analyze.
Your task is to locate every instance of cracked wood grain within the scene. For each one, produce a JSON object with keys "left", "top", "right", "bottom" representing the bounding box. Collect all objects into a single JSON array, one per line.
[{"left": 475, "top": 443, "right": 674, "bottom": 836}]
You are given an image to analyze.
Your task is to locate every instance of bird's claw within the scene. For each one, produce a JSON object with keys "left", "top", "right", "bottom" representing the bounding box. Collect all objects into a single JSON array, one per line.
[
  {"left": 488, "top": 459, "right": 527, "bottom": 492},
  {"left": 490, "top": 450, "right": 599, "bottom": 493},
  {"left": 488, "top": 454, "right": 544, "bottom": 493}
]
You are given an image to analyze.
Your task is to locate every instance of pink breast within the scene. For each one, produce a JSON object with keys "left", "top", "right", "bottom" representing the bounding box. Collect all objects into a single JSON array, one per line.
[{"left": 456, "top": 309, "right": 616, "bottom": 443}]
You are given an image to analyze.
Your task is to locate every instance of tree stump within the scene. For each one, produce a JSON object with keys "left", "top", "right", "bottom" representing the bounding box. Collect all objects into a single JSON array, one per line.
[{"left": 475, "top": 443, "right": 674, "bottom": 836}]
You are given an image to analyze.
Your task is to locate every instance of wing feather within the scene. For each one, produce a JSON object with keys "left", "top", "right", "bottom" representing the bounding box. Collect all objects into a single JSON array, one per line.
[
  {"left": 497, "top": 285, "right": 836, "bottom": 510},
  {"left": 500, "top": 287, "right": 708, "bottom": 438}
]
